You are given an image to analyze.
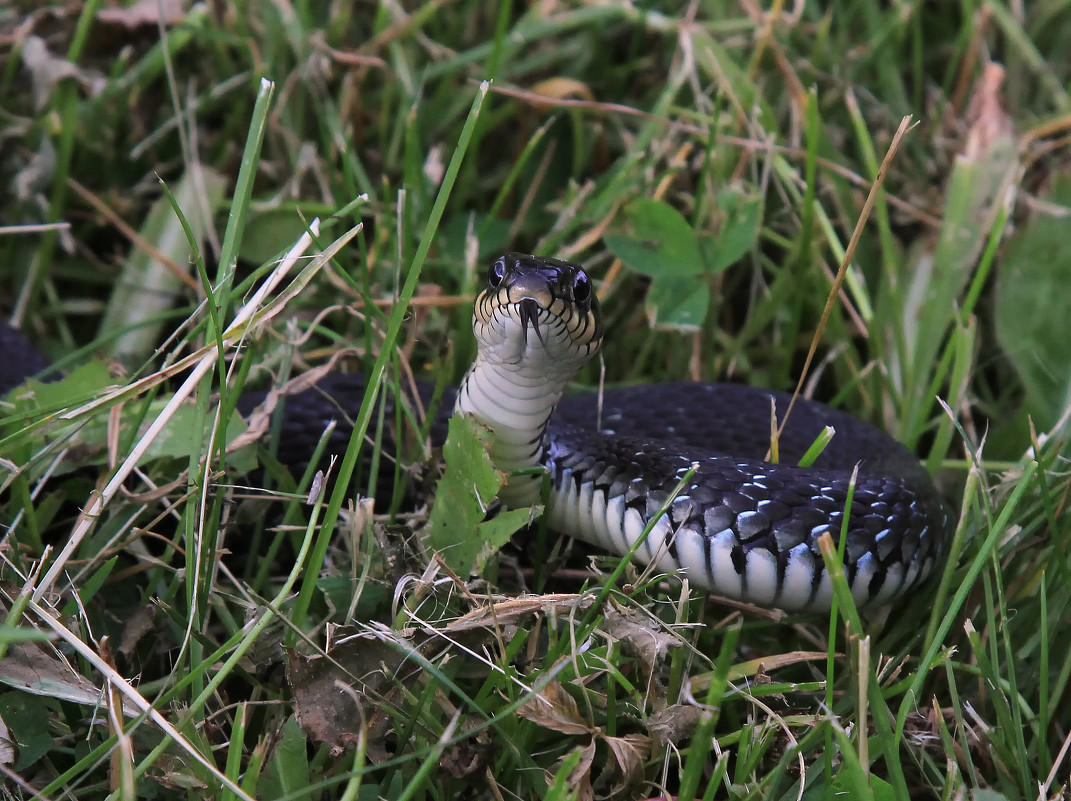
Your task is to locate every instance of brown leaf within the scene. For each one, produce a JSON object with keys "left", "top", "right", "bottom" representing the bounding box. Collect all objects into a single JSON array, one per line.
[
  {"left": 286, "top": 629, "right": 410, "bottom": 756},
  {"left": 517, "top": 679, "right": 593, "bottom": 736},
  {"left": 444, "top": 593, "right": 592, "bottom": 632},
  {"left": 0, "top": 637, "right": 138, "bottom": 716},
  {"left": 602, "top": 606, "right": 681, "bottom": 669},
  {"left": 647, "top": 703, "right": 704, "bottom": 746},
  {"left": 963, "top": 63, "right": 1015, "bottom": 162},
  {"left": 0, "top": 716, "right": 14, "bottom": 767},
  {"left": 20, "top": 35, "right": 105, "bottom": 109},
  {"left": 528, "top": 77, "right": 595, "bottom": 113},
  {"left": 440, "top": 721, "right": 494, "bottom": 779},
  {"left": 231, "top": 349, "right": 365, "bottom": 453},
  {"left": 602, "top": 733, "right": 651, "bottom": 791},
  {"left": 96, "top": 0, "right": 188, "bottom": 28},
  {"left": 726, "top": 650, "right": 833, "bottom": 682},
  {"left": 117, "top": 604, "right": 159, "bottom": 660},
  {"left": 563, "top": 740, "right": 596, "bottom": 801}
]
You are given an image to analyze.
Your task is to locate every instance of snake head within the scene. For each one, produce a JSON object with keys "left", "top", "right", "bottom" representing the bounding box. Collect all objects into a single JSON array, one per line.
[{"left": 473, "top": 253, "right": 604, "bottom": 371}]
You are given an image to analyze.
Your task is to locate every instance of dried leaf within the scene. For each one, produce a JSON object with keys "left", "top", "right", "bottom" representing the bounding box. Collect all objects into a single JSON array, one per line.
[
  {"left": 0, "top": 715, "right": 14, "bottom": 767},
  {"left": 603, "top": 733, "right": 651, "bottom": 791},
  {"left": 963, "top": 63, "right": 1014, "bottom": 161},
  {"left": 96, "top": 0, "right": 188, "bottom": 28},
  {"left": 647, "top": 703, "right": 704, "bottom": 745},
  {"left": 518, "top": 680, "right": 592, "bottom": 736},
  {"left": 530, "top": 77, "right": 594, "bottom": 102},
  {"left": 444, "top": 594, "right": 591, "bottom": 632},
  {"left": 20, "top": 35, "right": 104, "bottom": 110},
  {"left": 0, "top": 639, "right": 137, "bottom": 716},
  {"left": 602, "top": 606, "right": 681, "bottom": 669},
  {"left": 286, "top": 630, "right": 409, "bottom": 755},
  {"left": 563, "top": 740, "right": 596, "bottom": 801},
  {"left": 726, "top": 650, "right": 832, "bottom": 682},
  {"left": 440, "top": 721, "right": 493, "bottom": 779},
  {"left": 117, "top": 605, "right": 159, "bottom": 660}
]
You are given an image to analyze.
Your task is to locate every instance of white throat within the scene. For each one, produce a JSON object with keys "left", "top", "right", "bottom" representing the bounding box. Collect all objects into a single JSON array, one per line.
[{"left": 454, "top": 319, "right": 578, "bottom": 507}]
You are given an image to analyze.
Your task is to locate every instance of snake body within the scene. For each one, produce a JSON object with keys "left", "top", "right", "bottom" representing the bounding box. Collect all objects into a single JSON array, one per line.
[
  {"left": 1, "top": 253, "right": 951, "bottom": 611},
  {"left": 454, "top": 254, "right": 950, "bottom": 611}
]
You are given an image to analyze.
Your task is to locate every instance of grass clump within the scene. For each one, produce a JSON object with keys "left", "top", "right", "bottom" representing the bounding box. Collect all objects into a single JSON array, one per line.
[{"left": 1, "top": 3, "right": 1071, "bottom": 799}]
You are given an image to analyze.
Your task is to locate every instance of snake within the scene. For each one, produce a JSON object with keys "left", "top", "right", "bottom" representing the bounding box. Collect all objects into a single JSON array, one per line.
[
  {"left": 0, "top": 253, "right": 951, "bottom": 612},
  {"left": 452, "top": 253, "right": 950, "bottom": 611}
]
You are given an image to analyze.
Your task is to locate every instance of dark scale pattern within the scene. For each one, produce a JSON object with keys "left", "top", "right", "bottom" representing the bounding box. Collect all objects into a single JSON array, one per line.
[
  {"left": 0, "top": 322, "right": 54, "bottom": 394},
  {"left": 203, "top": 370, "right": 951, "bottom": 607},
  {"left": 545, "top": 392, "right": 951, "bottom": 606},
  {"left": 1, "top": 305, "right": 952, "bottom": 609}
]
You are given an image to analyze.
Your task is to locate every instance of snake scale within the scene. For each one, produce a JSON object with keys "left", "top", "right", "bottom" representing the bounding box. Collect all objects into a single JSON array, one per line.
[{"left": 1, "top": 253, "right": 951, "bottom": 611}]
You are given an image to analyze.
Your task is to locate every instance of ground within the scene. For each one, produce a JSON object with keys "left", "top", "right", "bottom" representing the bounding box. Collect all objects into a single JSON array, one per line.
[{"left": 0, "top": 2, "right": 1070, "bottom": 800}]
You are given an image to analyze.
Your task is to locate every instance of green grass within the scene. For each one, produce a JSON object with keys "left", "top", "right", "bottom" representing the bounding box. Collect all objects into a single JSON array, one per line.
[{"left": 2, "top": 2, "right": 1071, "bottom": 799}]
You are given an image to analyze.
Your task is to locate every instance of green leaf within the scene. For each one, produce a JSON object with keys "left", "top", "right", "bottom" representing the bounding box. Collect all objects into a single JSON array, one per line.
[
  {"left": 19, "top": 361, "right": 113, "bottom": 411},
  {"left": 140, "top": 402, "right": 254, "bottom": 469},
  {"left": 239, "top": 204, "right": 329, "bottom": 265},
  {"left": 439, "top": 213, "right": 512, "bottom": 261},
  {"left": 703, "top": 186, "right": 763, "bottom": 271},
  {"left": 2, "top": 362, "right": 255, "bottom": 473},
  {"left": 995, "top": 172, "right": 1071, "bottom": 430},
  {"left": 99, "top": 167, "right": 227, "bottom": 364},
  {"left": 427, "top": 415, "right": 537, "bottom": 577},
  {"left": 259, "top": 716, "right": 311, "bottom": 801},
  {"left": 545, "top": 746, "right": 584, "bottom": 801},
  {"left": 0, "top": 361, "right": 113, "bottom": 463},
  {"left": 972, "top": 791, "right": 1012, "bottom": 801},
  {"left": 645, "top": 275, "right": 709, "bottom": 331},
  {"left": 0, "top": 691, "right": 53, "bottom": 770},
  {"left": 604, "top": 198, "right": 705, "bottom": 277}
]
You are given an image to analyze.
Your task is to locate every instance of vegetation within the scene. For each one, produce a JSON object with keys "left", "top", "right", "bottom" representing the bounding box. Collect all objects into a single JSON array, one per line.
[{"left": 1, "top": 1, "right": 1070, "bottom": 798}]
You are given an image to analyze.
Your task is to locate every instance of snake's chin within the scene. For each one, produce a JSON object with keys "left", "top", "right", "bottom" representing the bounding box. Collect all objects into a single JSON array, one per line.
[{"left": 476, "top": 306, "right": 590, "bottom": 378}]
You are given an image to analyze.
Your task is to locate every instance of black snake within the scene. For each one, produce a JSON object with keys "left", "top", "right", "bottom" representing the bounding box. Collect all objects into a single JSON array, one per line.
[{"left": 1, "top": 253, "right": 952, "bottom": 611}]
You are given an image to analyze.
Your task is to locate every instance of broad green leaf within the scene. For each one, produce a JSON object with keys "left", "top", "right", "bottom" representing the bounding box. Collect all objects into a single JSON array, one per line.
[
  {"left": 259, "top": 716, "right": 311, "bottom": 801},
  {"left": 17, "top": 360, "right": 113, "bottom": 411},
  {"left": 141, "top": 402, "right": 254, "bottom": 468},
  {"left": 477, "top": 506, "right": 536, "bottom": 559},
  {"left": 0, "top": 691, "right": 52, "bottom": 770},
  {"left": 995, "top": 172, "right": 1071, "bottom": 430},
  {"left": 239, "top": 204, "right": 330, "bottom": 265},
  {"left": 440, "top": 213, "right": 512, "bottom": 261},
  {"left": 99, "top": 166, "right": 227, "bottom": 364},
  {"left": 703, "top": 186, "right": 763, "bottom": 271},
  {"left": 604, "top": 198, "right": 705, "bottom": 277},
  {"left": 645, "top": 275, "right": 709, "bottom": 331},
  {"left": 972, "top": 791, "right": 1012, "bottom": 801},
  {"left": 2, "top": 361, "right": 255, "bottom": 473},
  {"left": 427, "top": 415, "right": 537, "bottom": 577},
  {"left": 0, "top": 361, "right": 114, "bottom": 463}
]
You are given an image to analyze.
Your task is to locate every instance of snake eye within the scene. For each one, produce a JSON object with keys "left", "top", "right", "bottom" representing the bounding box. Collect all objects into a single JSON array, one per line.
[
  {"left": 571, "top": 269, "right": 591, "bottom": 303},
  {"left": 488, "top": 258, "right": 507, "bottom": 288}
]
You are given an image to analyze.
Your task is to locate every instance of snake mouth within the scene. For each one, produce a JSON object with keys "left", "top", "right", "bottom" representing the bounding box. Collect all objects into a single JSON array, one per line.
[{"left": 517, "top": 297, "right": 546, "bottom": 349}]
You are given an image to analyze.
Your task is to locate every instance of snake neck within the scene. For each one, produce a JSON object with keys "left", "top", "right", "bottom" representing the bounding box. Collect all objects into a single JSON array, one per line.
[{"left": 455, "top": 352, "right": 573, "bottom": 508}]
